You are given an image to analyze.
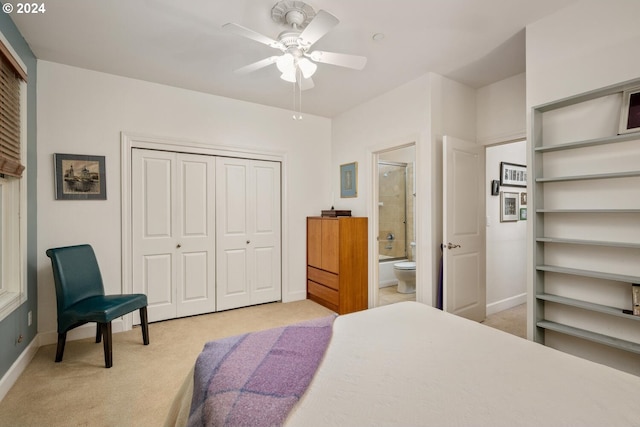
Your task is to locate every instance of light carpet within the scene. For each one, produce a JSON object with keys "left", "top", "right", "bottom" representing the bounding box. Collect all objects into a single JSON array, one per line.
[{"left": 0, "top": 300, "right": 333, "bottom": 427}]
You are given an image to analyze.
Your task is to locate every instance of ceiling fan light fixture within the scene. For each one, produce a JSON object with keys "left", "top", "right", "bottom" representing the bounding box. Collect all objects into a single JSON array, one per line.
[
  {"left": 276, "top": 53, "right": 295, "bottom": 73},
  {"left": 297, "top": 58, "right": 317, "bottom": 79},
  {"left": 280, "top": 70, "right": 297, "bottom": 83}
]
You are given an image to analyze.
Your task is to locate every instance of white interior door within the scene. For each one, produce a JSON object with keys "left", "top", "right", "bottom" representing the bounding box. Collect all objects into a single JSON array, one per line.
[
  {"left": 132, "top": 149, "right": 216, "bottom": 322},
  {"left": 443, "top": 136, "right": 486, "bottom": 322},
  {"left": 216, "top": 157, "right": 281, "bottom": 311}
]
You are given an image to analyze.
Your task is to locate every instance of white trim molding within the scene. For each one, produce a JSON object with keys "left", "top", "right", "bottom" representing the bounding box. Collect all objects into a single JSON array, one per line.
[{"left": 0, "top": 335, "right": 39, "bottom": 402}]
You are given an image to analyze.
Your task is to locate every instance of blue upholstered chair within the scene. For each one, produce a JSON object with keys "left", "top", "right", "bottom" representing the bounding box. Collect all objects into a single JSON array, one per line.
[{"left": 46, "top": 244, "right": 149, "bottom": 368}]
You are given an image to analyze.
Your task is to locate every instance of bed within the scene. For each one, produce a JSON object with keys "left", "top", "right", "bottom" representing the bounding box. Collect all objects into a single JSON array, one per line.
[{"left": 165, "top": 301, "right": 640, "bottom": 427}]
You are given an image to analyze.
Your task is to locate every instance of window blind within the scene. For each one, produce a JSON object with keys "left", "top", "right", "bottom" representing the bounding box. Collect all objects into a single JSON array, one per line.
[{"left": 0, "top": 39, "right": 26, "bottom": 178}]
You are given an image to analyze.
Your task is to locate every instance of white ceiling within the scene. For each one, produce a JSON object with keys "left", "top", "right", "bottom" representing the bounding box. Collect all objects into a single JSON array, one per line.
[{"left": 9, "top": 0, "right": 576, "bottom": 118}]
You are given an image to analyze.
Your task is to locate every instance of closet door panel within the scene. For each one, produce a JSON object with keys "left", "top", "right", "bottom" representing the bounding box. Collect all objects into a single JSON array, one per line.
[
  {"left": 133, "top": 149, "right": 177, "bottom": 322},
  {"left": 133, "top": 149, "right": 216, "bottom": 322},
  {"left": 250, "top": 160, "right": 281, "bottom": 305},
  {"left": 176, "top": 154, "right": 216, "bottom": 317},
  {"left": 142, "top": 254, "right": 173, "bottom": 311},
  {"left": 216, "top": 157, "right": 281, "bottom": 309},
  {"left": 216, "top": 157, "right": 251, "bottom": 310}
]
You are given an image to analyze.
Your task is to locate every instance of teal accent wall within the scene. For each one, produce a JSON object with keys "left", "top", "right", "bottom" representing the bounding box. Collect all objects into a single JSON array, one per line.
[{"left": 0, "top": 8, "right": 38, "bottom": 378}]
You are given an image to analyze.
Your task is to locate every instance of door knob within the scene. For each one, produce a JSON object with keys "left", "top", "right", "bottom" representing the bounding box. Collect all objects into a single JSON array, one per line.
[
  {"left": 446, "top": 242, "right": 461, "bottom": 250},
  {"left": 176, "top": 244, "right": 182, "bottom": 249},
  {"left": 246, "top": 240, "right": 251, "bottom": 244}
]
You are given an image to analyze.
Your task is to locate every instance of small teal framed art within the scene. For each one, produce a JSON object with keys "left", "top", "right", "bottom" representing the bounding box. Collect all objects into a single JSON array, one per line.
[{"left": 340, "top": 162, "right": 357, "bottom": 198}]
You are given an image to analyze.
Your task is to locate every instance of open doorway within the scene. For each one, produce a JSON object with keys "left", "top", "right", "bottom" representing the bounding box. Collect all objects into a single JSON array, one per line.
[
  {"left": 482, "top": 140, "right": 527, "bottom": 337},
  {"left": 371, "top": 144, "right": 416, "bottom": 307}
]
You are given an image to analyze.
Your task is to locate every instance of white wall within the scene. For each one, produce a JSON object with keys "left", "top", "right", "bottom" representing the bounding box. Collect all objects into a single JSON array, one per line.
[
  {"left": 526, "top": 0, "right": 640, "bottom": 370},
  {"left": 331, "top": 73, "right": 477, "bottom": 307},
  {"left": 527, "top": 0, "right": 640, "bottom": 108},
  {"left": 478, "top": 73, "right": 528, "bottom": 315},
  {"left": 36, "top": 61, "right": 332, "bottom": 342},
  {"left": 485, "top": 141, "right": 527, "bottom": 314},
  {"left": 477, "top": 73, "right": 526, "bottom": 145},
  {"left": 332, "top": 75, "right": 430, "bottom": 306}
]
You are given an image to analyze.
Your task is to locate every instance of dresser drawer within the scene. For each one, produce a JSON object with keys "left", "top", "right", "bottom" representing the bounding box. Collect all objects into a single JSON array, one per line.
[
  {"left": 307, "top": 266, "right": 339, "bottom": 291},
  {"left": 307, "top": 280, "right": 339, "bottom": 307}
]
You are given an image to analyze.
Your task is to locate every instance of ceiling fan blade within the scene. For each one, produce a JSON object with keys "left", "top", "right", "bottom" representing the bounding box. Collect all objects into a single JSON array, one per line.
[
  {"left": 222, "top": 23, "right": 283, "bottom": 50},
  {"left": 308, "top": 51, "right": 367, "bottom": 70},
  {"left": 298, "top": 10, "right": 339, "bottom": 47},
  {"left": 297, "top": 76, "right": 315, "bottom": 91},
  {"left": 234, "top": 56, "right": 280, "bottom": 75}
]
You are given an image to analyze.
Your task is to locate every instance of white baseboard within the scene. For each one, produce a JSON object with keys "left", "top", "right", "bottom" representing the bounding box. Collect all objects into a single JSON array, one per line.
[
  {"left": 486, "top": 293, "right": 527, "bottom": 316},
  {"left": 38, "top": 319, "right": 126, "bottom": 346},
  {"left": 0, "top": 335, "right": 39, "bottom": 402},
  {"left": 379, "top": 279, "right": 398, "bottom": 288},
  {"left": 282, "top": 290, "right": 306, "bottom": 303},
  {"left": 1, "top": 319, "right": 128, "bottom": 401}
]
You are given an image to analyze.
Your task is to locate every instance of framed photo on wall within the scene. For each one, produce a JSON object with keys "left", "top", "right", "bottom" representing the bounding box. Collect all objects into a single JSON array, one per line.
[
  {"left": 500, "top": 162, "right": 526, "bottom": 188},
  {"left": 520, "top": 192, "right": 527, "bottom": 206},
  {"left": 619, "top": 86, "right": 640, "bottom": 134},
  {"left": 519, "top": 207, "right": 527, "bottom": 221},
  {"left": 340, "top": 162, "right": 358, "bottom": 198},
  {"left": 500, "top": 191, "right": 518, "bottom": 222},
  {"left": 54, "top": 153, "right": 106, "bottom": 200}
]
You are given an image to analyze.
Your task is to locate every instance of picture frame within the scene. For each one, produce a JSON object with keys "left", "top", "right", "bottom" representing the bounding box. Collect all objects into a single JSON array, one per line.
[
  {"left": 54, "top": 153, "right": 106, "bottom": 200},
  {"left": 340, "top": 162, "right": 358, "bottom": 198},
  {"left": 618, "top": 86, "right": 640, "bottom": 135},
  {"left": 500, "top": 191, "right": 518, "bottom": 222},
  {"left": 520, "top": 192, "right": 527, "bottom": 206},
  {"left": 500, "top": 162, "right": 527, "bottom": 188},
  {"left": 519, "top": 207, "right": 527, "bottom": 221}
]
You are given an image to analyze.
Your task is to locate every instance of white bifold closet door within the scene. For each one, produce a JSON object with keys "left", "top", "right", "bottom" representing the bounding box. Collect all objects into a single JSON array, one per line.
[
  {"left": 132, "top": 149, "right": 282, "bottom": 322},
  {"left": 215, "top": 157, "right": 282, "bottom": 311},
  {"left": 132, "top": 149, "right": 216, "bottom": 322}
]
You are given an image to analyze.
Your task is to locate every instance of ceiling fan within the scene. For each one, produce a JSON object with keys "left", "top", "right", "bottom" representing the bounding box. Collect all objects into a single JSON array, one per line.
[{"left": 222, "top": 0, "right": 367, "bottom": 90}]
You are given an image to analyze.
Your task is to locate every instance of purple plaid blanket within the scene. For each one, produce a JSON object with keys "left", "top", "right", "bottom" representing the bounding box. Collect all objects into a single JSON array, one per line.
[{"left": 187, "top": 315, "right": 335, "bottom": 427}]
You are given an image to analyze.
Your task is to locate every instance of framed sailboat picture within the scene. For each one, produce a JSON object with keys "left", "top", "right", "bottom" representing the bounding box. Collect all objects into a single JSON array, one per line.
[{"left": 54, "top": 153, "right": 106, "bottom": 200}]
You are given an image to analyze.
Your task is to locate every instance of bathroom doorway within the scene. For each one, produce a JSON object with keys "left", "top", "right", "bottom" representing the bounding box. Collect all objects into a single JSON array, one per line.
[
  {"left": 376, "top": 146, "right": 416, "bottom": 306},
  {"left": 378, "top": 161, "right": 409, "bottom": 261}
]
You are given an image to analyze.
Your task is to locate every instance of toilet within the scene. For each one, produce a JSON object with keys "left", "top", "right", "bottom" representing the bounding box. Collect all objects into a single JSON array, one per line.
[
  {"left": 393, "top": 242, "right": 416, "bottom": 294},
  {"left": 393, "top": 261, "right": 416, "bottom": 293}
]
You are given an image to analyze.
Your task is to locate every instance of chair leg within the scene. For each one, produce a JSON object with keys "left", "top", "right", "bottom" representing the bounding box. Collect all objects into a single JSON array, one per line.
[
  {"left": 55, "top": 332, "right": 67, "bottom": 363},
  {"left": 101, "top": 322, "right": 113, "bottom": 368},
  {"left": 140, "top": 306, "right": 150, "bottom": 345},
  {"left": 96, "top": 323, "right": 102, "bottom": 343}
]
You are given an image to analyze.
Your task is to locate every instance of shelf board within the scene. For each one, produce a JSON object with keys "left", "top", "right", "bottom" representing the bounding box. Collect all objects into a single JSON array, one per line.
[
  {"left": 537, "top": 320, "right": 640, "bottom": 354},
  {"left": 536, "top": 293, "right": 640, "bottom": 321},
  {"left": 534, "top": 132, "right": 640, "bottom": 153},
  {"left": 533, "top": 77, "right": 640, "bottom": 113},
  {"left": 536, "top": 237, "right": 640, "bottom": 249},
  {"left": 536, "top": 265, "right": 640, "bottom": 284},
  {"left": 536, "top": 209, "right": 640, "bottom": 214},
  {"left": 536, "top": 170, "right": 640, "bottom": 183}
]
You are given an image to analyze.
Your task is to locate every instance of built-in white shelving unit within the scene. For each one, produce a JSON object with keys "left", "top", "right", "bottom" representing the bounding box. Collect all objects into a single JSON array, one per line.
[{"left": 531, "top": 78, "right": 640, "bottom": 373}]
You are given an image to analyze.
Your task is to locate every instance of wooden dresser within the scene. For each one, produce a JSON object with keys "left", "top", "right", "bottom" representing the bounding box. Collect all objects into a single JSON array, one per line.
[{"left": 306, "top": 216, "right": 368, "bottom": 314}]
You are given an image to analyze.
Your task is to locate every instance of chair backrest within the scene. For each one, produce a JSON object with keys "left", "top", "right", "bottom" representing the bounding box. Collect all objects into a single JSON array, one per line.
[{"left": 46, "top": 244, "right": 106, "bottom": 312}]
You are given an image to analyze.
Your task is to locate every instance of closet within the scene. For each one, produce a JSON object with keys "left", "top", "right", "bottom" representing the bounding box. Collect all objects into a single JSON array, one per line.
[
  {"left": 132, "top": 148, "right": 281, "bottom": 322},
  {"left": 307, "top": 216, "right": 368, "bottom": 314}
]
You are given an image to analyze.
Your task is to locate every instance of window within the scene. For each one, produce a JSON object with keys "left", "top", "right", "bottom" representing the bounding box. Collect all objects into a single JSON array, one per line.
[{"left": 0, "top": 32, "right": 27, "bottom": 321}]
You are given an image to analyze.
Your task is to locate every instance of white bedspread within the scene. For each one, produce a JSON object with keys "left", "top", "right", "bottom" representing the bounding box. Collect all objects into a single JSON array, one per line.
[{"left": 286, "top": 301, "right": 640, "bottom": 427}]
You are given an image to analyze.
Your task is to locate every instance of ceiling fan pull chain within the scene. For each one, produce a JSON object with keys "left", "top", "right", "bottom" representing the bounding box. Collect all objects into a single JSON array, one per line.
[
  {"left": 293, "top": 68, "right": 303, "bottom": 120},
  {"left": 298, "top": 69, "right": 303, "bottom": 120}
]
